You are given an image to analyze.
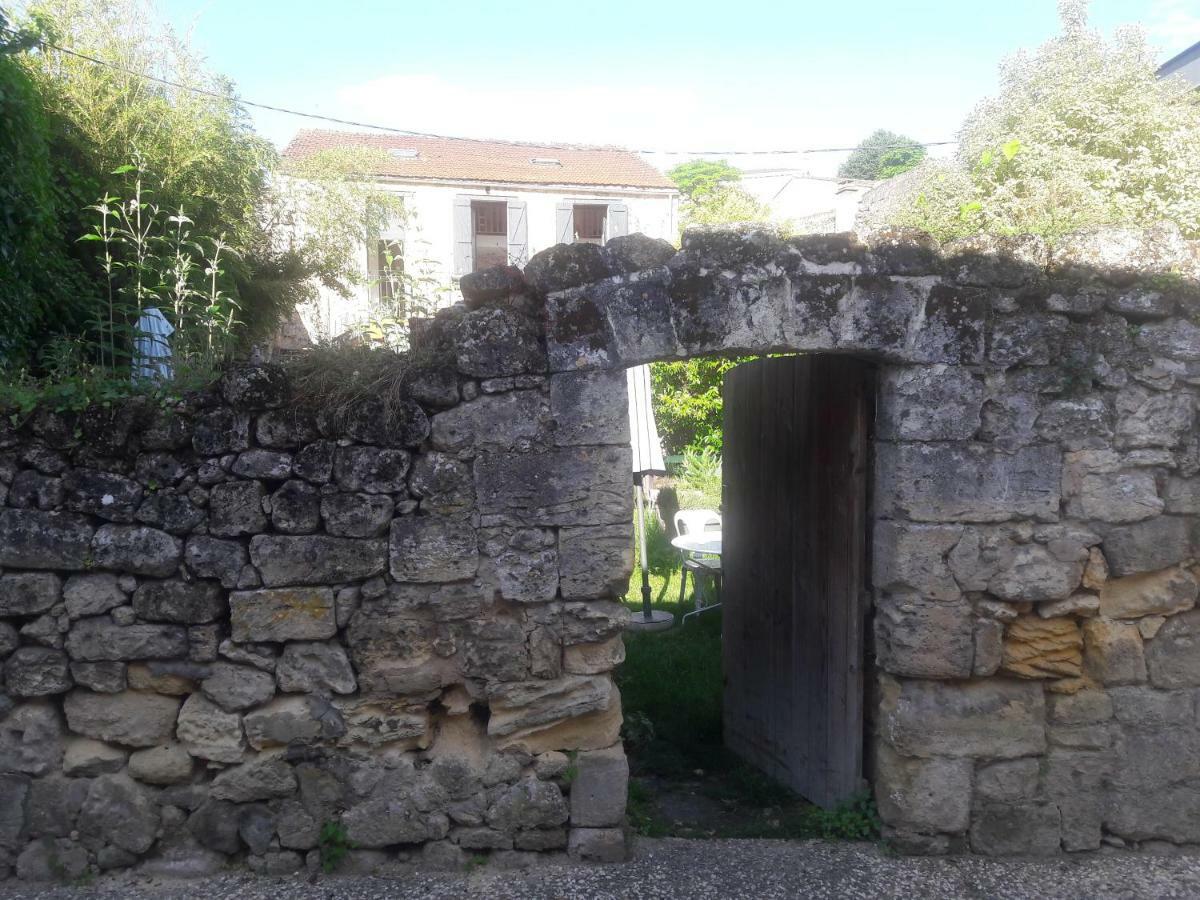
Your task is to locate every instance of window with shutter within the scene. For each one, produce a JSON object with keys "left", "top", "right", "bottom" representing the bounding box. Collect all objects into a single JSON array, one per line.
[
  {"left": 573, "top": 205, "right": 607, "bottom": 244},
  {"left": 471, "top": 200, "right": 508, "bottom": 271},
  {"left": 373, "top": 239, "right": 404, "bottom": 302}
]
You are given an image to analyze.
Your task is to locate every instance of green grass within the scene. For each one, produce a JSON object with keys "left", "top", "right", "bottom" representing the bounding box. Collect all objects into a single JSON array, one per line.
[{"left": 619, "top": 512, "right": 879, "bottom": 841}]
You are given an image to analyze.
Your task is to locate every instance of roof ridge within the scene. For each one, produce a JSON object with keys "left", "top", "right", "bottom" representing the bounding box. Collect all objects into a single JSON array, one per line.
[{"left": 285, "top": 127, "right": 635, "bottom": 154}]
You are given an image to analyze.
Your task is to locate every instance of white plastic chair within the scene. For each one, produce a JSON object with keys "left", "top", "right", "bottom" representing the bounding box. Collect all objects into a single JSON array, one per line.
[{"left": 675, "top": 510, "right": 722, "bottom": 610}]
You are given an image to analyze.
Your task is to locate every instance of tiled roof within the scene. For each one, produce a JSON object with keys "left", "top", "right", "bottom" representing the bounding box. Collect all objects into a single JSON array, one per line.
[{"left": 282, "top": 129, "right": 677, "bottom": 190}]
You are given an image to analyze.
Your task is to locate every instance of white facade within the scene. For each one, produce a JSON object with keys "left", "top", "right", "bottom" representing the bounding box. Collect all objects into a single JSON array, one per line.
[
  {"left": 739, "top": 171, "right": 873, "bottom": 234},
  {"left": 298, "top": 178, "right": 677, "bottom": 343}
]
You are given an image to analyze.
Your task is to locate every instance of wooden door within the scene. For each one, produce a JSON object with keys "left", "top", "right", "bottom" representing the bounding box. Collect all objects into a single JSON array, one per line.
[{"left": 721, "top": 355, "right": 873, "bottom": 809}]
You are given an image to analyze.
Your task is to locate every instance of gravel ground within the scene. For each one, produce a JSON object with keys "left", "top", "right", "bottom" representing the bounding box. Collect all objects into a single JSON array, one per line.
[{"left": 3, "top": 838, "right": 1200, "bottom": 900}]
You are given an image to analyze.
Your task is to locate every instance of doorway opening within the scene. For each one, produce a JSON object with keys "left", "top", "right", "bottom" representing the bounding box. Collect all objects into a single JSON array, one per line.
[{"left": 618, "top": 353, "right": 877, "bottom": 839}]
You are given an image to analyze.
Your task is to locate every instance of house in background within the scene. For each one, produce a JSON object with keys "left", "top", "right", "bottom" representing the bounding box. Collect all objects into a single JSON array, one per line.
[
  {"left": 739, "top": 170, "right": 874, "bottom": 233},
  {"left": 280, "top": 129, "right": 678, "bottom": 343},
  {"left": 1159, "top": 40, "right": 1200, "bottom": 87}
]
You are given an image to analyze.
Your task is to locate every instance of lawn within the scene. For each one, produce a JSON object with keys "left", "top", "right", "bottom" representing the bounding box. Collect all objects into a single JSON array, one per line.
[{"left": 617, "top": 513, "right": 879, "bottom": 841}]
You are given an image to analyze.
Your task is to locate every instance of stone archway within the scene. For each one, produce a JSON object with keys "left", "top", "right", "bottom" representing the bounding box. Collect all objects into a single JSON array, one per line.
[{"left": 1, "top": 225, "right": 1197, "bottom": 881}]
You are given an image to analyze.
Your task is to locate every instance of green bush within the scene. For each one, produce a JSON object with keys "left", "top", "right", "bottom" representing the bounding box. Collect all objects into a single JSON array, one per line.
[{"left": 886, "top": 0, "right": 1200, "bottom": 240}]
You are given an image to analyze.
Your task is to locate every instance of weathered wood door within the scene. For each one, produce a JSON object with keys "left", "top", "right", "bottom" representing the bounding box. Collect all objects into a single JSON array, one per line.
[{"left": 721, "top": 355, "right": 874, "bottom": 809}]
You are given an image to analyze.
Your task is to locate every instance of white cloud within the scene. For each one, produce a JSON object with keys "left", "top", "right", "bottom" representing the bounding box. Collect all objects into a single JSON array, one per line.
[{"left": 1140, "top": 0, "right": 1200, "bottom": 57}]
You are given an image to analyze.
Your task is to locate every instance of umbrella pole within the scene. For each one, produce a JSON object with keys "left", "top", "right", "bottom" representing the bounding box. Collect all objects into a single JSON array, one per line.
[{"left": 635, "top": 480, "right": 653, "bottom": 620}]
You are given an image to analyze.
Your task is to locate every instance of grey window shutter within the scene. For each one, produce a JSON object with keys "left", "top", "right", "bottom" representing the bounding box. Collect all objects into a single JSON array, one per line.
[
  {"left": 507, "top": 199, "right": 528, "bottom": 265},
  {"left": 606, "top": 202, "right": 629, "bottom": 240},
  {"left": 556, "top": 201, "right": 574, "bottom": 244},
  {"left": 453, "top": 196, "right": 474, "bottom": 276}
]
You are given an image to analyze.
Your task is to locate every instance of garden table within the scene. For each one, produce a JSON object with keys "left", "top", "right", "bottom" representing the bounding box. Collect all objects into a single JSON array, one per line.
[{"left": 671, "top": 533, "right": 723, "bottom": 622}]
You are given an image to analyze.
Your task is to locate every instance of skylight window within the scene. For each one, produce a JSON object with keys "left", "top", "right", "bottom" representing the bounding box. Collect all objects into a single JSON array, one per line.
[
  {"left": 388, "top": 148, "right": 420, "bottom": 159},
  {"left": 531, "top": 157, "right": 562, "bottom": 166}
]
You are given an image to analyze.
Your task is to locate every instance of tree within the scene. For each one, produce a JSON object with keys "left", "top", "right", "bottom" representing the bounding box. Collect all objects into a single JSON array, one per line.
[
  {"left": 1, "top": 0, "right": 419, "bottom": 374},
  {"left": 651, "top": 357, "right": 747, "bottom": 455},
  {"left": 678, "top": 184, "right": 772, "bottom": 229},
  {"left": 667, "top": 159, "right": 742, "bottom": 199},
  {"left": 887, "top": 0, "right": 1200, "bottom": 241},
  {"left": 838, "top": 130, "right": 926, "bottom": 180}
]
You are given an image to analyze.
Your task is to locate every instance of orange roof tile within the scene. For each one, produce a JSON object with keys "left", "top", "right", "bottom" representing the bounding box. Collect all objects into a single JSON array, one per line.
[{"left": 282, "top": 129, "right": 677, "bottom": 191}]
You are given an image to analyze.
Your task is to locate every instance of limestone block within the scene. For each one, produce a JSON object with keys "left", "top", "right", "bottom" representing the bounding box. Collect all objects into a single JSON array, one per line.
[
  {"left": 0, "top": 572, "right": 62, "bottom": 617},
  {"left": 550, "top": 370, "right": 630, "bottom": 447},
  {"left": 333, "top": 697, "right": 427, "bottom": 748},
  {"left": 65, "top": 617, "right": 187, "bottom": 662},
  {"left": 408, "top": 453, "right": 474, "bottom": 515},
  {"left": 1035, "top": 397, "right": 1112, "bottom": 449},
  {"left": 76, "top": 774, "right": 159, "bottom": 857},
  {"left": 220, "top": 364, "right": 288, "bottom": 409},
  {"left": 431, "top": 391, "right": 550, "bottom": 453},
  {"left": 208, "top": 481, "right": 268, "bottom": 537},
  {"left": 1115, "top": 386, "right": 1194, "bottom": 449},
  {"left": 62, "top": 737, "right": 127, "bottom": 777},
  {"left": 176, "top": 694, "right": 245, "bottom": 763},
  {"left": 872, "top": 742, "right": 972, "bottom": 834},
  {"left": 389, "top": 517, "right": 478, "bottom": 582},
  {"left": 487, "top": 676, "right": 614, "bottom": 739},
  {"left": 874, "top": 595, "right": 974, "bottom": 679},
  {"left": 875, "top": 443, "right": 1061, "bottom": 523},
  {"left": 332, "top": 446, "right": 410, "bottom": 494},
  {"left": 879, "top": 676, "right": 1046, "bottom": 759},
  {"left": 211, "top": 755, "right": 296, "bottom": 802},
  {"left": 184, "top": 536, "right": 248, "bottom": 589},
  {"left": 564, "top": 637, "right": 626, "bottom": 675},
  {"left": 132, "top": 580, "right": 225, "bottom": 624},
  {"left": 1082, "top": 618, "right": 1147, "bottom": 685},
  {"left": 16, "top": 837, "right": 89, "bottom": 881},
  {"left": 949, "top": 527, "right": 1085, "bottom": 602},
  {"left": 91, "top": 524, "right": 182, "bottom": 577},
  {"left": 255, "top": 408, "right": 318, "bottom": 449},
  {"left": 231, "top": 449, "right": 292, "bottom": 480},
  {"left": 558, "top": 524, "right": 634, "bottom": 601},
  {"left": 1082, "top": 547, "right": 1109, "bottom": 591},
  {"left": 486, "top": 778, "right": 569, "bottom": 832},
  {"left": 127, "top": 663, "right": 196, "bottom": 695},
  {"left": 249, "top": 536, "right": 386, "bottom": 588},
  {"left": 1038, "top": 593, "right": 1100, "bottom": 618},
  {"left": 4, "top": 648, "right": 72, "bottom": 696},
  {"left": 276, "top": 641, "right": 356, "bottom": 695},
  {"left": 1101, "top": 516, "right": 1195, "bottom": 577},
  {"left": 1098, "top": 567, "right": 1198, "bottom": 619},
  {"left": 1071, "top": 470, "right": 1163, "bottom": 524},
  {"left": 0, "top": 510, "right": 94, "bottom": 570},
  {"left": 0, "top": 701, "right": 63, "bottom": 775},
  {"left": 876, "top": 366, "right": 983, "bottom": 442},
  {"left": 973, "top": 619, "right": 1004, "bottom": 676},
  {"left": 969, "top": 802, "right": 1061, "bottom": 856},
  {"left": 229, "top": 587, "right": 336, "bottom": 643},
  {"left": 128, "top": 743, "right": 193, "bottom": 785},
  {"left": 293, "top": 440, "right": 336, "bottom": 484},
  {"left": 454, "top": 306, "right": 546, "bottom": 378},
  {"left": 872, "top": 522, "right": 963, "bottom": 602},
  {"left": 1164, "top": 476, "right": 1200, "bottom": 514},
  {"left": 62, "top": 573, "right": 126, "bottom": 619},
  {"left": 1000, "top": 616, "right": 1083, "bottom": 680},
  {"left": 974, "top": 759, "right": 1038, "bottom": 803},
  {"left": 243, "top": 695, "right": 340, "bottom": 751},
  {"left": 201, "top": 662, "right": 277, "bottom": 712},
  {"left": 62, "top": 469, "right": 142, "bottom": 522},
  {"left": 570, "top": 744, "right": 629, "bottom": 827},
  {"left": 476, "top": 447, "right": 632, "bottom": 528},
  {"left": 269, "top": 480, "right": 321, "bottom": 534},
  {"left": 320, "top": 493, "right": 393, "bottom": 538},
  {"left": 479, "top": 527, "right": 559, "bottom": 604},
  {"left": 1146, "top": 610, "right": 1200, "bottom": 688},
  {"left": 63, "top": 690, "right": 180, "bottom": 748}
]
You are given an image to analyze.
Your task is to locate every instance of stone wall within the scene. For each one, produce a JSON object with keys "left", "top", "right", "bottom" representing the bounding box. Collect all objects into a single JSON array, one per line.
[{"left": 0, "top": 223, "right": 1198, "bottom": 879}]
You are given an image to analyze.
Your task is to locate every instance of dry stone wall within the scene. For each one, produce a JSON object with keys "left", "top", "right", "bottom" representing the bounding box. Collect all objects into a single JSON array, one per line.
[
  {"left": 0, "top": 344, "right": 636, "bottom": 878},
  {"left": 0, "top": 223, "right": 1198, "bottom": 879}
]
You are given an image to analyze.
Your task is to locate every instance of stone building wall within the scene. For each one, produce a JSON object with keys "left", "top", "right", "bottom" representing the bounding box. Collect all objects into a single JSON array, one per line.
[{"left": 0, "top": 223, "right": 1198, "bottom": 879}]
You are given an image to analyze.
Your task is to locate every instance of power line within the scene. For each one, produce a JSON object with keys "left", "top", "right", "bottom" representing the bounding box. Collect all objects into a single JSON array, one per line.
[{"left": 15, "top": 30, "right": 958, "bottom": 157}]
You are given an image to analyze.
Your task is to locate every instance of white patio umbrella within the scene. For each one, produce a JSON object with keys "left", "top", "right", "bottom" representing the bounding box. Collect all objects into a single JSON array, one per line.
[{"left": 626, "top": 364, "right": 673, "bottom": 631}]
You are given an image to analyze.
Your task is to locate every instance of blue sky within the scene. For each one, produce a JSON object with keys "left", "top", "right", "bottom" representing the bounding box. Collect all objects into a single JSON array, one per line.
[{"left": 157, "top": 0, "right": 1200, "bottom": 174}]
